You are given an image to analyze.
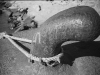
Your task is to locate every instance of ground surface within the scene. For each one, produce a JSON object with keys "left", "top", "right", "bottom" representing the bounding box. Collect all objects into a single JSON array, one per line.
[
  {"left": 0, "top": 39, "right": 74, "bottom": 75},
  {"left": 0, "top": 0, "right": 100, "bottom": 75},
  {"left": 0, "top": 39, "right": 100, "bottom": 75}
]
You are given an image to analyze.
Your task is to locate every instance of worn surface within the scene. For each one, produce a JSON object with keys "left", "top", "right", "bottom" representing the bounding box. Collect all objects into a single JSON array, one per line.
[
  {"left": 0, "top": 39, "right": 100, "bottom": 75},
  {"left": 16, "top": 6, "right": 100, "bottom": 58},
  {"left": 0, "top": 1, "right": 100, "bottom": 75}
]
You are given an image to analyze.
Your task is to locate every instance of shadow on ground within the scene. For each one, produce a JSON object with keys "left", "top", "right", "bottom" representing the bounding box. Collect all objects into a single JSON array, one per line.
[
  {"left": 60, "top": 41, "right": 100, "bottom": 66},
  {"left": 0, "top": 38, "right": 100, "bottom": 75}
]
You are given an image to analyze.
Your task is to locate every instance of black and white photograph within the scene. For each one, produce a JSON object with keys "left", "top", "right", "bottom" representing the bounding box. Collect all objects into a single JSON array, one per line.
[{"left": 0, "top": 0, "right": 100, "bottom": 75}]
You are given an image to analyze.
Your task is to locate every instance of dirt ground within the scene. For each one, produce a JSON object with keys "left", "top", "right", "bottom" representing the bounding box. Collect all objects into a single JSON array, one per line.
[
  {"left": 0, "top": 39, "right": 100, "bottom": 75},
  {"left": 0, "top": 0, "right": 100, "bottom": 75}
]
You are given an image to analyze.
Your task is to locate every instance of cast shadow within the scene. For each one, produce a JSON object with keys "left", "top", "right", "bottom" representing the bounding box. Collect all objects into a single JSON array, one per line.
[
  {"left": 13, "top": 39, "right": 100, "bottom": 66},
  {"left": 60, "top": 41, "right": 100, "bottom": 66},
  {"left": 13, "top": 40, "right": 30, "bottom": 53}
]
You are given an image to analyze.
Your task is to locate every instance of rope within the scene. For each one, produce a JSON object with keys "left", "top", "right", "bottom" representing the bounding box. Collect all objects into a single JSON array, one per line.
[
  {"left": 4, "top": 34, "right": 32, "bottom": 43},
  {"left": 0, "top": 32, "right": 63, "bottom": 66}
]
